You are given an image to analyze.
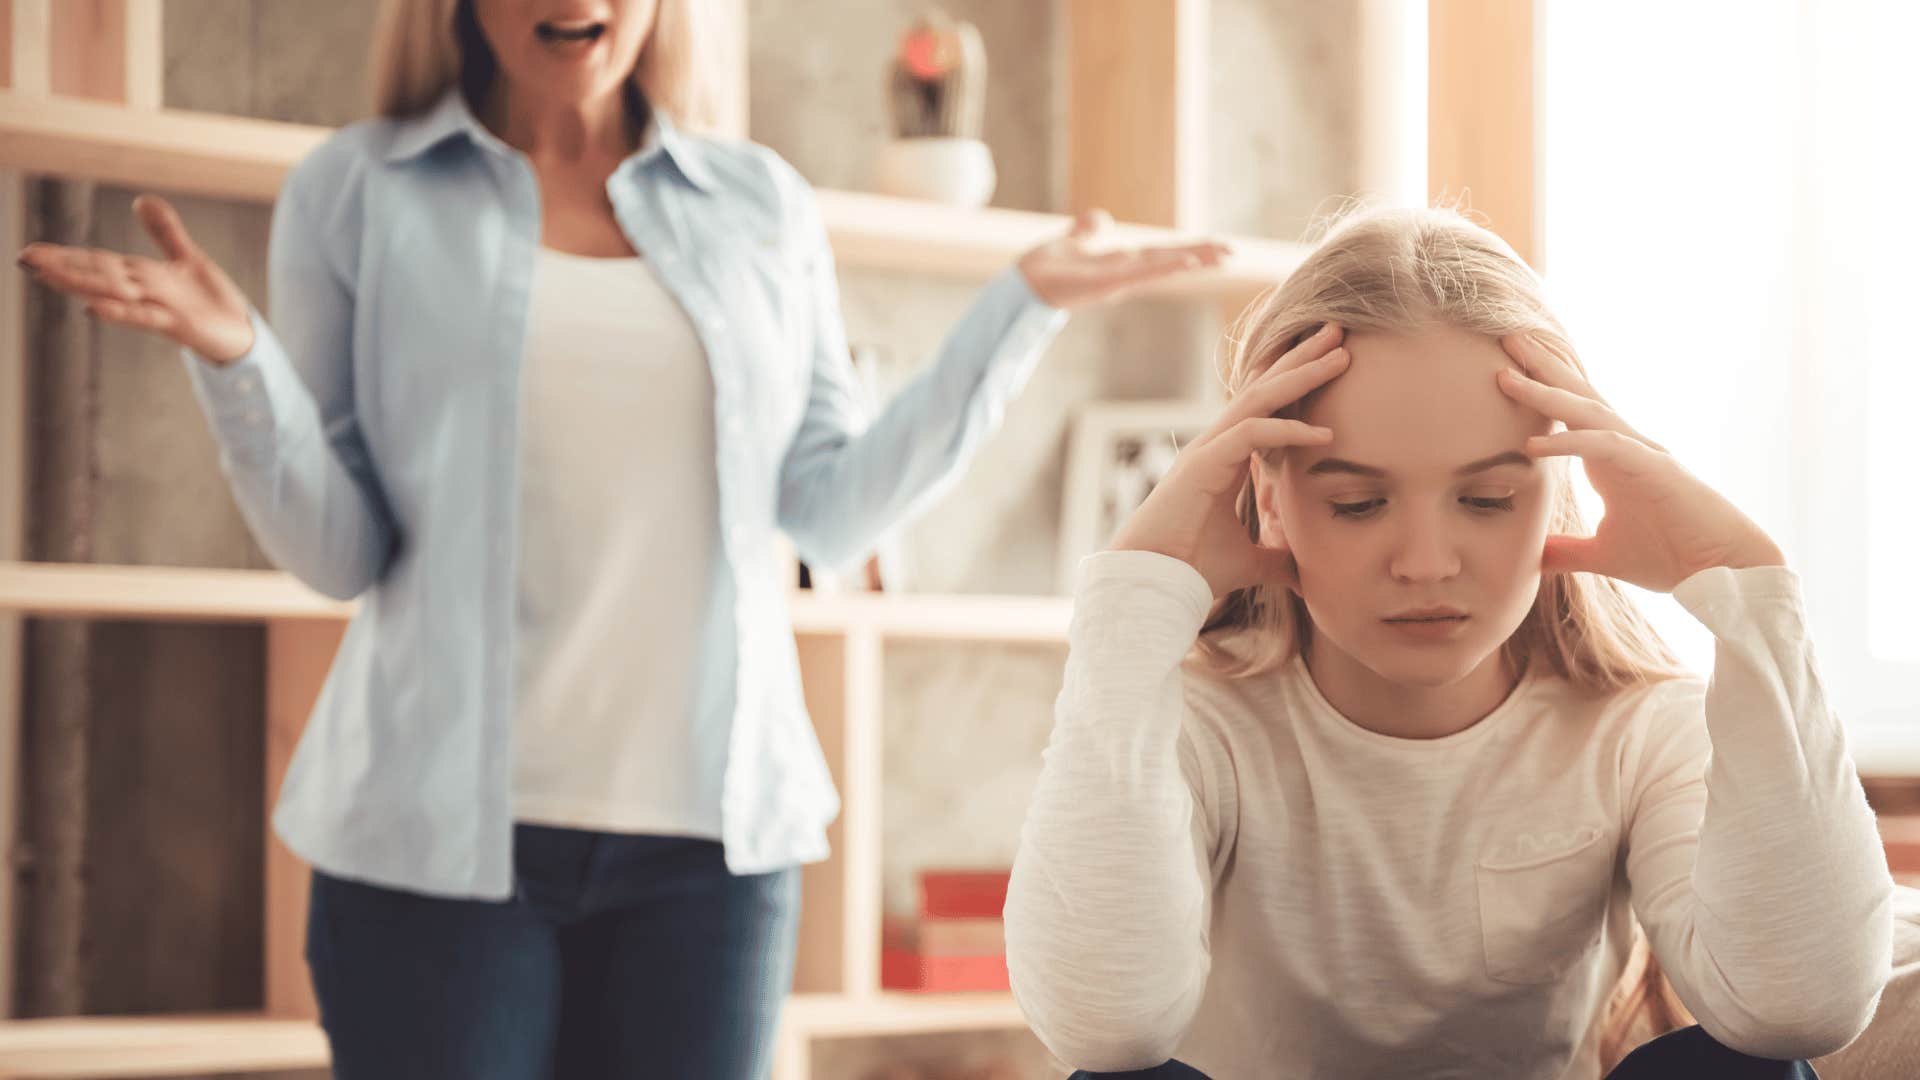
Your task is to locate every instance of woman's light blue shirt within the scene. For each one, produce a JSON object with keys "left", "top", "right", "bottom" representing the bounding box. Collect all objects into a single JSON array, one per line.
[{"left": 183, "top": 89, "right": 1066, "bottom": 899}]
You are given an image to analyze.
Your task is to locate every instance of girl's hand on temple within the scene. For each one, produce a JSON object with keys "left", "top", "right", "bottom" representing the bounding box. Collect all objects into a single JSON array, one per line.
[
  {"left": 1497, "top": 333, "right": 1787, "bottom": 593},
  {"left": 15, "top": 195, "right": 256, "bottom": 365},
  {"left": 1017, "top": 208, "right": 1232, "bottom": 309},
  {"left": 1109, "top": 324, "right": 1349, "bottom": 598}
]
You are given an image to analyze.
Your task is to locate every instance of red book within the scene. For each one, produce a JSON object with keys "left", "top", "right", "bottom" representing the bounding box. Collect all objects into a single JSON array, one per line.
[
  {"left": 883, "top": 914, "right": 1006, "bottom": 957},
  {"left": 917, "top": 868, "right": 1012, "bottom": 920},
  {"left": 881, "top": 947, "right": 1010, "bottom": 992}
]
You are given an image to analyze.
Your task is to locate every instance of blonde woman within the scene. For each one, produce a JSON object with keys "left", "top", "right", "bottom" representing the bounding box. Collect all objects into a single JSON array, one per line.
[
  {"left": 1004, "top": 207, "right": 1894, "bottom": 1079},
  {"left": 13, "top": 0, "right": 1229, "bottom": 1075}
]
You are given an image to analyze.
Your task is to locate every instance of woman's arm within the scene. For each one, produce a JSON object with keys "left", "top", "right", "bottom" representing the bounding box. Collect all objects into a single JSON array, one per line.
[
  {"left": 773, "top": 184, "right": 1064, "bottom": 572},
  {"left": 183, "top": 187, "right": 398, "bottom": 600},
  {"left": 1625, "top": 565, "right": 1893, "bottom": 1060},
  {"left": 1005, "top": 550, "right": 1227, "bottom": 1071}
]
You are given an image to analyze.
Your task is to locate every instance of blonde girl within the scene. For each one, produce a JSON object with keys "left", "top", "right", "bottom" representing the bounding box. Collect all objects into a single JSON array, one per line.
[{"left": 1005, "top": 207, "right": 1893, "bottom": 1080}]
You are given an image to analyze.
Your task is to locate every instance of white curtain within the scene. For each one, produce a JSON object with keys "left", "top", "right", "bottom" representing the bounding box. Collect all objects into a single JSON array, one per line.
[{"left": 1540, "top": 0, "right": 1919, "bottom": 766}]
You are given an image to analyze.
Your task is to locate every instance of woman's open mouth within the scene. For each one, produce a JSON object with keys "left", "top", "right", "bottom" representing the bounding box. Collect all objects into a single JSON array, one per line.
[{"left": 535, "top": 20, "right": 607, "bottom": 47}]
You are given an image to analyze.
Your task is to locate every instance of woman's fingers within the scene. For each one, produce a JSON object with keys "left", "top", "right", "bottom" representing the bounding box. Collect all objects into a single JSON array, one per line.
[
  {"left": 1069, "top": 207, "right": 1114, "bottom": 239},
  {"left": 134, "top": 195, "right": 202, "bottom": 263},
  {"left": 20, "top": 244, "right": 147, "bottom": 303},
  {"left": 86, "top": 296, "right": 181, "bottom": 334}
]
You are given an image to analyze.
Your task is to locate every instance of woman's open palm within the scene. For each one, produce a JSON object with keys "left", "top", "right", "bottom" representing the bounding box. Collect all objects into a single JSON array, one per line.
[
  {"left": 16, "top": 195, "right": 256, "bottom": 365},
  {"left": 1018, "top": 208, "right": 1232, "bottom": 310}
]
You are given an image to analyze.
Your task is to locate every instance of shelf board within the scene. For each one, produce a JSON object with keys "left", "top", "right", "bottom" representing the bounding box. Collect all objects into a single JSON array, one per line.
[
  {"left": 0, "top": 90, "right": 1307, "bottom": 300},
  {"left": 781, "top": 991, "right": 1027, "bottom": 1038},
  {"left": 0, "top": 1012, "right": 328, "bottom": 1079},
  {"left": 0, "top": 995, "right": 1027, "bottom": 1077},
  {"left": 0, "top": 561, "right": 1072, "bottom": 643},
  {"left": 790, "top": 588, "right": 1070, "bottom": 644},
  {"left": 0, "top": 561, "right": 352, "bottom": 622}
]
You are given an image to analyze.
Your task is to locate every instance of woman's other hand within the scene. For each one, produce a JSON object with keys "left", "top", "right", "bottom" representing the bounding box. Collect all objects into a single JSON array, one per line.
[
  {"left": 1017, "top": 208, "right": 1231, "bottom": 309},
  {"left": 16, "top": 194, "right": 256, "bottom": 365}
]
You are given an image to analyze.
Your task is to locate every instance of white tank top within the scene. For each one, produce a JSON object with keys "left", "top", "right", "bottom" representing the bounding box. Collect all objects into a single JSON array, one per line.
[{"left": 511, "top": 245, "right": 724, "bottom": 838}]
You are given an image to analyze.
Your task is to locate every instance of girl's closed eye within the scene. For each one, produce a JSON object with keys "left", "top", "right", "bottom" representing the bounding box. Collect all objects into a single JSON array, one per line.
[
  {"left": 1329, "top": 497, "right": 1386, "bottom": 519},
  {"left": 1463, "top": 493, "right": 1517, "bottom": 513}
]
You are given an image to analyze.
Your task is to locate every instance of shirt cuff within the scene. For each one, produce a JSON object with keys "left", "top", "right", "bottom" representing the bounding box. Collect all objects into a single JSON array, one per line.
[
  {"left": 1070, "top": 550, "right": 1216, "bottom": 665},
  {"left": 1672, "top": 563, "right": 1807, "bottom": 635},
  {"left": 180, "top": 308, "right": 295, "bottom": 465}
]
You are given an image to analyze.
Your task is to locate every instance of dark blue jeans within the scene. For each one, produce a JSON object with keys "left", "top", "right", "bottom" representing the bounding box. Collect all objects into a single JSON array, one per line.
[
  {"left": 1067, "top": 1026, "right": 1820, "bottom": 1079},
  {"left": 306, "top": 824, "right": 800, "bottom": 1079}
]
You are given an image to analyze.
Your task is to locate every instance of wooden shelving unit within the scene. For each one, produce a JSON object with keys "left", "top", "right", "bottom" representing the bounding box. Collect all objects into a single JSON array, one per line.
[
  {"left": 0, "top": 88, "right": 1308, "bottom": 310},
  {"left": 0, "top": 1, "right": 1239, "bottom": 1077}
]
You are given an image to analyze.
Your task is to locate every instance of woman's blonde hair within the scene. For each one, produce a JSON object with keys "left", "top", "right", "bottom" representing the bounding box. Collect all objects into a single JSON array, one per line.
[
  {"left": 1201, "top": 206, "right": 1695, "bottom": 1068},
  {"left": 368, "top": 0, "right": 723, "bottom": 130}
]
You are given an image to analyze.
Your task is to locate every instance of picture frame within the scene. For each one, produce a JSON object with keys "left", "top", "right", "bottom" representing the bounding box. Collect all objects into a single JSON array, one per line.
[{"left": 1056, "top": 400, "right": 1217, "bottom": 594}]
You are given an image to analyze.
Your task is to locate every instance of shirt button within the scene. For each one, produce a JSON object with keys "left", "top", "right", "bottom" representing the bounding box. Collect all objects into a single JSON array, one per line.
[
  {"left": 236, "top": 374, "right": 258, "bottom": 394},
  {"left": 244, "top": 409, "right": 265, "bottom": 426}
]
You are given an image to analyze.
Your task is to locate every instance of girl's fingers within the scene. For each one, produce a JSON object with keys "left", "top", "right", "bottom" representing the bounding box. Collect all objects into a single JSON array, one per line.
[
  {"left": 1523, "top": 427, "right": 1660, "bottom": 472},
  {"left": 1496, "top": 368, "right": 1624, "bottom": 430},
  {"left": 1217, "top": 346, "right": 1350, "bottom": 432},
  {"left": 1202, "top": 417, "right": 1334, "bottom": 471},
  {"left": 1500, "top": 332, "right": 1604, "bottom": 402},
  {"left": 1540, "top": 533, "right": 1609, "bottom": 577},
  {"left": 134, "top": 195, "right": 203, "bottom": 262}
]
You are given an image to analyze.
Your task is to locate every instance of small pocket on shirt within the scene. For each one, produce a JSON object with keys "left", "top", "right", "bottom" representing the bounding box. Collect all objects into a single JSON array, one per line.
[{"left": 1474, "top": 823, "right": 1614, "bottom": 984}]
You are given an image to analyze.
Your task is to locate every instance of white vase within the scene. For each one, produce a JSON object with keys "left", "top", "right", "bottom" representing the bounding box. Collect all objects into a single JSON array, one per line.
[{"left": 873, "top": 137, "right": 997, "bottom": 207}]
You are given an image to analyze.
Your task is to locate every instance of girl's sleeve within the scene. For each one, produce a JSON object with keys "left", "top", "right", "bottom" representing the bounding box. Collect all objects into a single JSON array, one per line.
[
  {"left": 1005, "top": 549, "right": 1235, "bottom": 1071},
  {"left": 1624, "top": 565, "right": 1894, "bottom": 1060}
]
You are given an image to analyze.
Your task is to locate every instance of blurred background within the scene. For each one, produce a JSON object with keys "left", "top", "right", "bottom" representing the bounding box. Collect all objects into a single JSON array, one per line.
[{"left": 0, "top": 2, "right": 1913, "bottom": 1078}]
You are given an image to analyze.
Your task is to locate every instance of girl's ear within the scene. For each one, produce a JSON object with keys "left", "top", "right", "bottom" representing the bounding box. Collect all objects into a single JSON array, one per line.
[{"left": 1249, "top": 455, "right": 1303, "bottom": 594}]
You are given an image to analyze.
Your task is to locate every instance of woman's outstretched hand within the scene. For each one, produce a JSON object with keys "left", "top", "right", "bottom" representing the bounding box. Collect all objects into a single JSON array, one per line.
[
  {"left": 15, "top": 194, "right": 256, "bottom": 365},
  {"left": 1110, "top": 323, "right": 1350, "bottom": 598},
  {"left": 1017, "top": 208, "right": 1232, "bottom": 309},
  {"left": 1496, "top": 333, "right": 1786, "bottom": 592}
]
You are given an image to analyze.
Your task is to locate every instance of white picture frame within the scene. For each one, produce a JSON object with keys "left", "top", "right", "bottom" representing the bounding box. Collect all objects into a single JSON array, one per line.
[{"left": 1056, "top": 400, "right": 1217, "bottom": 594}]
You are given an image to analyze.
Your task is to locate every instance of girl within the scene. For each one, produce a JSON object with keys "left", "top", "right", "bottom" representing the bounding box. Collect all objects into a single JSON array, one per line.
[
  {"left": 13, "top": 1, "right": 1227, "bottom": 1075},
  {"left": 1004, "top": 207, "right": 1895, "bottom": 1079}
]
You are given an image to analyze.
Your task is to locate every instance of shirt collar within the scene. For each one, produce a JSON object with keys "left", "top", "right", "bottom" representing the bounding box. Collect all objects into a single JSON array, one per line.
[{"left": 384, "top": 86, "right": 716, "bottom": 194}]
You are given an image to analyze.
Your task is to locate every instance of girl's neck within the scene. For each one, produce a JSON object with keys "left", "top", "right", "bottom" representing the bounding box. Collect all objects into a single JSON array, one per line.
[{"left": 1303, "top": 639, "right": 1521, "bottom": 740}]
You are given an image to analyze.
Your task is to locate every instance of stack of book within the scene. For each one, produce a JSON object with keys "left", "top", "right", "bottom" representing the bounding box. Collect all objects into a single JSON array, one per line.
[{"left": 880, "top": 868, "right": 1012, "bottom": 992}]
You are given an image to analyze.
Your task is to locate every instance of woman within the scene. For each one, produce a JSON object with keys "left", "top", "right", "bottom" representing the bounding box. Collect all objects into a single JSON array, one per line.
[
  {"left": 1003, "top": 206, "right": 1894, "bottom": 1079},
  {"left": 14, "top": 1, "right": 1229, "bottom": 1075}
]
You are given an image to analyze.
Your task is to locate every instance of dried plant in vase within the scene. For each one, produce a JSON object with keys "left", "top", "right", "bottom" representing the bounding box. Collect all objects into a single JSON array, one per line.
[{"left": 873, "top": 8, "right": 997, "bottom": 207}]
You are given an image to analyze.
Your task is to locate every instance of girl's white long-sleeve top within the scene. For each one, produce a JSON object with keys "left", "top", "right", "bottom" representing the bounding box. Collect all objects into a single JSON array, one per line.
[{"left": 1005, "top": 550, "right": 1894, "bottom": 1080}]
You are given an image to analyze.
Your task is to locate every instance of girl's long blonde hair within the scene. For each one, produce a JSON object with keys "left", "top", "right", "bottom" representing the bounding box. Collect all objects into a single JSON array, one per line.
[
  {"left": 368, "top": 0, "right": 723, "bottom": 130},
  {"left": 1203, "top": 205, "right": 1695, "bottom": 1068}
]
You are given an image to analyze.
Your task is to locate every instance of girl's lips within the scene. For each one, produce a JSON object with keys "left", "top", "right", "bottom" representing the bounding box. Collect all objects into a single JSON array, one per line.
[{"left": 1383, "top": 615, "right": 1471, "bottom": 642}]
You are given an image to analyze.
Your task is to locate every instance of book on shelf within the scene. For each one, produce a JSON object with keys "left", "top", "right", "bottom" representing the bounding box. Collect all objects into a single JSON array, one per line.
[{"left": 917, "top": 867, "right": 1011, "bottom": 920}]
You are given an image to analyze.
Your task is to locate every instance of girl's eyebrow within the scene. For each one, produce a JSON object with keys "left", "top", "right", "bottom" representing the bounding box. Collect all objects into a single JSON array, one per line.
[{"left": 1304, "top": 450, "right": 1534, "bottom": 479}]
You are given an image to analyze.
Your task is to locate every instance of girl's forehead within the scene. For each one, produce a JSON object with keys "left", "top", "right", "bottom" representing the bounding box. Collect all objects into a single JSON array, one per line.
[{"left": 1293, "top": 327, "right": 1550, "bottom": 473}]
